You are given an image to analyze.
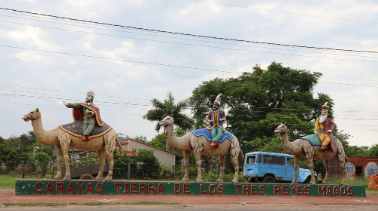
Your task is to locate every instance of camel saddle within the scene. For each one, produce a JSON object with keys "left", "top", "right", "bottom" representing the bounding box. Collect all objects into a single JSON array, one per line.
[
  {"left": 59, "top": 119, "right": 112, "bottom": 138},
  {"left": 299, "top": 134, "right": 336, "bottom": 152},
  {"left": 191, "top": 128, "right": 234, "bottom": 143}
]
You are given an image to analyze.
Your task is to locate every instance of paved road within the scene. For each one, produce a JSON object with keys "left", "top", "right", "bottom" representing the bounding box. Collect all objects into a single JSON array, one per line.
[
  {"left": 1, "top": 189, "right": 377, "bottom": 210},
  {"left": 1, "top": 205, "right": 378, "bottom": 211}
]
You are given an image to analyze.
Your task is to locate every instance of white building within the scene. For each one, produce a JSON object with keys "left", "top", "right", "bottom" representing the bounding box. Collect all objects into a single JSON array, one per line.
[{"left": 118, "top": 137, "right": 183, "bottom": 171}]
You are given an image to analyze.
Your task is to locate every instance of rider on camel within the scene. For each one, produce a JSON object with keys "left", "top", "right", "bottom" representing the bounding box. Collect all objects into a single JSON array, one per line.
[
  {"left": 314, "top": 102, "right": 334, "bottom": 151},
  {"left": 206, "top": 94, "right": 226, "bottom": 149},
  {"left": 62, "top": 91, "right": 104, "bottom": 142}
]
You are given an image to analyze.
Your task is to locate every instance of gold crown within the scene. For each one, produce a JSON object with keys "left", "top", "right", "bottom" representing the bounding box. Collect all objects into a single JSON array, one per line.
[{"left": 322, "top": 102, "right": 329, "bottom": 110}]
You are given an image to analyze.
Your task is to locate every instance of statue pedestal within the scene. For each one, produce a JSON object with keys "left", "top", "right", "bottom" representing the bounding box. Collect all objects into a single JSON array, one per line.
[{"left": 15, "top": 179, "right": 365, "bottom": 197}]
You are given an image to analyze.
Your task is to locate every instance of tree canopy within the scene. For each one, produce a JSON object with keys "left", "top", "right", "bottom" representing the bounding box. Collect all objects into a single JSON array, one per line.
[
  {"left": 143, "top": 91, "right": 194, "bottom": 132},
  {"left": 189, "top": 62, "right": 340, "bottom": 154}
]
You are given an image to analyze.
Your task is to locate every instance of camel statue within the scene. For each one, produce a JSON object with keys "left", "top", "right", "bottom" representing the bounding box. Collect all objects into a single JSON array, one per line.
[
  {"left": 22, "top": 108, "right": 122, "bottom": 181},
  {"left": 159, "top": 116, "right": 244, "bottom": 183},
  {"left": 274, "top": 123, "right": 348, "bottom": 185}
]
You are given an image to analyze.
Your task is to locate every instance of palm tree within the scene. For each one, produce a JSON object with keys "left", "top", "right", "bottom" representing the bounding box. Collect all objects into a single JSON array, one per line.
[
  {"left": 144, "top": 91, "right": 194, "bottom": 132},
  {"left": 143, "top": 92, "right": 194, "bottom": 151}
]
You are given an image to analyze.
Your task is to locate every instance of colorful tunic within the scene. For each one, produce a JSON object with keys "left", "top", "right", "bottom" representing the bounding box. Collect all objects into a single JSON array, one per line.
[{"left": 206, "top": 109, "right": 226, "bottom": 131}]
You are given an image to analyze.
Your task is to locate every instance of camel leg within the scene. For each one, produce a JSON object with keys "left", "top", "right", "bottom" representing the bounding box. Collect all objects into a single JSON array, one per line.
[
  {"left": 95, "top": 149, "right": 106, "bottom": 180},
  {"left": 337, "top": 153, "right": 347, "bottom": 185},
  {"left": 182, "top": 151, "right": 191, "bottom": 182},
  {"left": 190, "top": 138, "right": 204, "bottom": 183},
  {"left": 292, "top": 155, "right": 300, "bottom": 184},
  {"left": 304, "top": 147, "right": 316, "bottom": 185},
  {"left": 59, "top": 133, "right": 72, "bottom": 181},
  {"left": 104, "top": 135, "right": 116, "bottom": 181},
  {"left": 216, "top": 155, "right": 226, "bottom": 183},
  {"left": 230, "top": 153, "right": 239, "bottom": 183},
  {"left": 193, "top": 152, "right": 203, "bottom": 183},
  {"left": 323, "top": 160, "right": 330, "bottom": 184},
  {"left": 54, "top": 145, "right": 63, "bottom": 180}
]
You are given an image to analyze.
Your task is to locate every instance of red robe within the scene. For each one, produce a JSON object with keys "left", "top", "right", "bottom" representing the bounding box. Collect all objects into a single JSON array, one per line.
[
  {"left": 72, "top": 103, "right": 104, "bottom": 126},
  {"left": 322, "top": 118, "right": 336, "bottom": 152}
]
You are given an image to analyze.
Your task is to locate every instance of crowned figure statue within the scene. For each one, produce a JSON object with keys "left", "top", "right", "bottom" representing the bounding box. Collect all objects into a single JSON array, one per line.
[
  {"left": 206, "top": 94, "right": 227, "bottom": 149},
  {"left": 62, "top": 91, "right": 104, "bottom": 142}
]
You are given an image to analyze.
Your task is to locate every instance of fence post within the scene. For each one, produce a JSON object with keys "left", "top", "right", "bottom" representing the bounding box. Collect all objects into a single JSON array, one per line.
[
  {"left": 22, "top": 161, "right": 25, "bottom": 179},
  {"left": 127, "top": 163, "right": 130, "bottom": 179},
  {"left": 51, "top": 160, "right": 54, "bottom": 179}
]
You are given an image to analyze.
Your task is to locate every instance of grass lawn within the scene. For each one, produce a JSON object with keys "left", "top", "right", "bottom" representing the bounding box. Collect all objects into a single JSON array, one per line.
[
  {"left": 0, "top": 174, "right": 53, "bottom": 189},
  {"left": 327, "top": 177, "right": 370, "bottom": 187}
]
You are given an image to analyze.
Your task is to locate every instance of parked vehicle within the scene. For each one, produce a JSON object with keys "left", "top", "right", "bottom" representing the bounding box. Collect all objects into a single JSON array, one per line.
[
  {"left": 53, "top": 147, "right": 109, "bottom": 179},
  {"left": 243, "top": 151, "right": 317, "bottom": 183}
]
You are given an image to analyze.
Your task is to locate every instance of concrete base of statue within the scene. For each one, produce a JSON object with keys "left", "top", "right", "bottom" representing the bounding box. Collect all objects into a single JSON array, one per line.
[{"left": 15, "top": 179, "right": 365, "bottom": 197}]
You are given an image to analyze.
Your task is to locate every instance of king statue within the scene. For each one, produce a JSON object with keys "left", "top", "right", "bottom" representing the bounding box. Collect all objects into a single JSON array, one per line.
[
  {"left": 314, "top": 102, "right": 335, "bottom": 151},
  {"left": 62, "top": 91, "right": 104, "bottom": 142},
  {"left": 206, "top": 94, "right": 226, "bottom": 149}
]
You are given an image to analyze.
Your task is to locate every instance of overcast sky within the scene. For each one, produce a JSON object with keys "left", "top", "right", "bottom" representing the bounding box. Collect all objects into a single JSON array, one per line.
[{"left": 1, "top": 0, "right": 378, "bottom": 148}]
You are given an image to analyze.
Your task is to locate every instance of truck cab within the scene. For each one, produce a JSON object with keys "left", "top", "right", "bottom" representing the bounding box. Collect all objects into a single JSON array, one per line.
[{"left": 243, "top": 151, "right": 317, "bottom": 183}]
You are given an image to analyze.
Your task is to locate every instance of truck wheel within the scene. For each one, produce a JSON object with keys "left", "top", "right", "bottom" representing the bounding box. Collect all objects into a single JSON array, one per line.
[
  {"left": 249, "top": 177, "right": 257, "bottom": 183},
  {"left": 305, "top": 176, "right": 318, "bottom": 184},
  {"left": 80, "top": 174, "right": 94, "bottom": 180},
  {"left": 262, "top": 175, "right": 275, "bottom": 183}
]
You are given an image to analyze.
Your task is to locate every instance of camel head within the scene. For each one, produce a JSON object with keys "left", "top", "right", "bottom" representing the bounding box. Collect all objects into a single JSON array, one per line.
[
  {"left": 22, "top": 108, "right": 40, "bottom": 122},
  {"left": 274, "top": 123, "right": 288, "bottom": 134},
  {"left": 159, "top": 115, "right": 174, "bottom": 127}
]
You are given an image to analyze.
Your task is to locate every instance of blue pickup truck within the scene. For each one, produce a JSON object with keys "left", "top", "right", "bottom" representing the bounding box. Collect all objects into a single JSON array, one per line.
[{"left": 243, "top": 151, "right": 317, "bottom": 183}]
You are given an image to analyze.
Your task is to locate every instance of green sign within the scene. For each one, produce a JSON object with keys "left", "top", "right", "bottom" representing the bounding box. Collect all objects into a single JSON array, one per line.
[{"left": 15, "top": 179, "right": 366, "bottom": 197}]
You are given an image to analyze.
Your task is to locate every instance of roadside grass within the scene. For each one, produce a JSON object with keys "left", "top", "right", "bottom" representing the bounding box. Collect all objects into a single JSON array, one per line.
[
  {"left": 327, "top": 176, "right": 370, "bottom": 187},
  {"left": 3, "top": 203, "right": 66, "bottom": 207},
  {"left": 0, "top": 173, "right": 53, "bottom": 189},
  {"left": 366, "top": 189, "right": 378, "bottom": 195},
  {"left": 2, "top": 201, "right": 179, "bottom": 207}
]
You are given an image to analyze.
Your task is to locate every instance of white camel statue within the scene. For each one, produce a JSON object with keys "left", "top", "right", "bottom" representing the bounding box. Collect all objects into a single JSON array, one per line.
[
  {"left": 22, "top": 108, "right": 122, "bottom": 181},
  {"left": 274, "top": 123, "right": 348, "bottom": 185},
  {"left": 159, "top": 116, "right": 244, "bottom": 183}
]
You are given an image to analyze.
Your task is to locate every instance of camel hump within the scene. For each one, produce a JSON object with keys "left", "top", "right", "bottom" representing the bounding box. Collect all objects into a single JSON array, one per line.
[{"left": 59, "top": 119, "right": 112, "bottom": 138}]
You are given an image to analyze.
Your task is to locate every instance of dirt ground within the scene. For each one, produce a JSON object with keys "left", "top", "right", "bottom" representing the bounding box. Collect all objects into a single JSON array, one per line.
[
  {"left": 1, "top": 204, "right": 378, "bottom": 210},
  {"left": 1, "top": 189, "right": 377, "bottom": 210}
]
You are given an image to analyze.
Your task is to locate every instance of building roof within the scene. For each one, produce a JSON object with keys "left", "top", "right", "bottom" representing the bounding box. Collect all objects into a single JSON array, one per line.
[{"left": 119, "top": 137, "right": 183, "bottom": 159}]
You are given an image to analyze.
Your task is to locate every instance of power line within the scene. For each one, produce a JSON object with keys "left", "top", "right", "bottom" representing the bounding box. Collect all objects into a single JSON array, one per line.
[
  {"left": 188, "top": 0, "right": 378, "bottom": 25},
  {"left": 0, "top": 84, "right": 151, "bottom": 101},
  {"left": 0, "top": 44, "right": 233, "bottom": 73},
  {"left": 0, "top": 100, "right": 142, "bottom": 116},
  {"left": 3, "top": 19, "right": 378, "bottom": 62},
  {"left": 0, "top": 7, "right": 377, "bottom": 54},
  {"left": 1, "top": 43, "right": 378, "bottom": 79},
  {"left": 320, "top": 81, "right": 378, "bottom": 89},
  {"left": 4, "top": 91, "right": 378, "bottom": 117},
  {"left": 0, "top": 92, "right": 152, "bottom": 109},
  {"left": 4, "top": 100, "right": 377, "bottom": 123},
  {"left": 0, "top": 12, "right": 375, "bottom": 58}
]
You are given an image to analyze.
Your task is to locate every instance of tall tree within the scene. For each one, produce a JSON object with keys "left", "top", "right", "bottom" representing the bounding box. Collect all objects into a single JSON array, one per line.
[
  {"left": 189, "top": 62, "right": 343, "bottom": 154},
  {"left": 143, "top": 91, "right": 194, "bottom": 151},
  {"left": 0, "top": 136, "right": 4, "bottom": 145}
]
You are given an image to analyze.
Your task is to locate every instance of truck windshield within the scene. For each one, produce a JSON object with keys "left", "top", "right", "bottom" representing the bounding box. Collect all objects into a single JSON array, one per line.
[{"left": 247, "top": 156, "right": 256, "bottom": 164}]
